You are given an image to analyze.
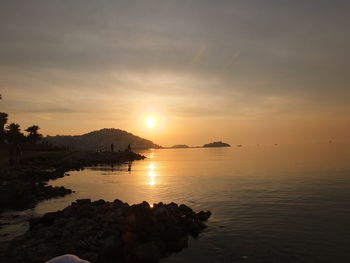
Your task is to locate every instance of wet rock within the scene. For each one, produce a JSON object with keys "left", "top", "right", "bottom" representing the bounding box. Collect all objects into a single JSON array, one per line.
[
  {"left": 196, "top": 210, "right": 211, "bottom": 221},
  {"left": 179, "top": 204, "right": 193, "bottom": 216},
  {"left": 188, "top": 221, "right": 204, "bottom": 236}
]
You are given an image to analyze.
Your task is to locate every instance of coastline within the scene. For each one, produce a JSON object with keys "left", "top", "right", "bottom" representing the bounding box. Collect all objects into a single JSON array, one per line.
[{"left": 0, "top": 151, "right": 145, "bottom": 213}]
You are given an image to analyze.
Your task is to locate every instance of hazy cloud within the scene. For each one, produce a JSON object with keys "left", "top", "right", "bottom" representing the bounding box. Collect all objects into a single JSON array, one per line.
[{"left": 1, "top": 0, "right": 350, "bottom": 143}]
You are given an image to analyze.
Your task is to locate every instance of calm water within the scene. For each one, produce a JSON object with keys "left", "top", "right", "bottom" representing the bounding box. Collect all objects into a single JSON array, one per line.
[{"left": 2, "top": 144, "right": 350, "bottom": 262}]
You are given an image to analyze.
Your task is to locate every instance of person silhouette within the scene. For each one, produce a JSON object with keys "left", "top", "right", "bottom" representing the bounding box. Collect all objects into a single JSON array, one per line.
[{"left": 15, "top": 144, "right": 22, "bottom": 164}]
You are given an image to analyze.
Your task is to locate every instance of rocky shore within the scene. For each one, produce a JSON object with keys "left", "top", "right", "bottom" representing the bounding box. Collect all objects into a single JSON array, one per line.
[
  {"left": 0, "top": 151, "right": 145, "bottom": 213},
  {"left": 4, "top": 199, "right": 211, "bottom": 263},
  {"left": 19, "top": 151, "right": 146, "bottom": 172},
  {"left": 0, "top": 166, "right": 72, "bottom": 212}
]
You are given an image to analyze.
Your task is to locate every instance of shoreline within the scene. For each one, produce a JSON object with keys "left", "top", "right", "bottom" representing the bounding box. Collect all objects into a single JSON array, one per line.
[{"left": 0, "top": 150, "right": 145, "bottom": 214}]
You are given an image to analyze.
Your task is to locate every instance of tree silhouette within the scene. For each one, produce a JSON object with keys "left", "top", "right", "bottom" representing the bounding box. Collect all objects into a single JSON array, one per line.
[
  {"left": 6, "top": 123, "right": 25, "bottom": 144},
  {"left": 0, "top": 112, "right": 8, "bottom": 143},
  {"left": 25, "top": 125, "right": 43, "bottom": 144}
]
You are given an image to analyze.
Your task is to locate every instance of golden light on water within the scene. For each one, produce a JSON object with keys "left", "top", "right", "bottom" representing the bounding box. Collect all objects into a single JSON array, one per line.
[
  {"left": 149, "top": 163, "right": 155, "bottom": 170},
  {"left": 148, "top": 152, "right": 155, "bottom": 159},
  {"left": 148, "top": 163, "right": 156, "bottom": 186}
]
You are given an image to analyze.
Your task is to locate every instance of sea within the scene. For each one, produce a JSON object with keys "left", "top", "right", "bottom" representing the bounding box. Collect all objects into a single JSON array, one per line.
[{"left": 1, "top": 144, "right": 350, "bottom": 262}]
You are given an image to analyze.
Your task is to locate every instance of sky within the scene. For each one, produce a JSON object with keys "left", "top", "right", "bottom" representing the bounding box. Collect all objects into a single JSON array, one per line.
[{"left": 1, "top": 0, "right": 350, "bottom": 146}]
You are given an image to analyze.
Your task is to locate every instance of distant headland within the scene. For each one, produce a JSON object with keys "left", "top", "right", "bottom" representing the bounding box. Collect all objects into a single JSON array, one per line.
[
  {"left": 47, "top": 128, "right": 162, "bottom": 151},
  {"left": 165, "top": 141, "right": 231, "bottom": 149},
  {"left": 170, "top": 144, "right": 190, "bottom": 148}
]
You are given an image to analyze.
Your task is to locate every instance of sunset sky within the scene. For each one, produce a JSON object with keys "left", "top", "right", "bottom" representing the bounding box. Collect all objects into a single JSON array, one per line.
[{"left": 1, "top": 0, "right": 350, "bottom": 146}]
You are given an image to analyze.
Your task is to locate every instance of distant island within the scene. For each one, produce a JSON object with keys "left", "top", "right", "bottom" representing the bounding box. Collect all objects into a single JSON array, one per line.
[
  {"left": 164, "top": 142, "right": 231, "bottom": 149},
  {"left": 47, "top": 128, "right": 162, "bottom": 151},
  {"left": 171, "top": 144, "right": 190, "bottom": 148},
  {"left": 203, "top": 141, "right": 231, "bottom": 148}
]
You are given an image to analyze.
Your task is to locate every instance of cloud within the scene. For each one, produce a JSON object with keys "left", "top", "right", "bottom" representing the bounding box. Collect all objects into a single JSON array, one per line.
[
  {"left": 0, "top": 0, "right": 350, "bottom": 141},
  {"left": 189, "top": 45, "right": 207, "bottom": 65}
]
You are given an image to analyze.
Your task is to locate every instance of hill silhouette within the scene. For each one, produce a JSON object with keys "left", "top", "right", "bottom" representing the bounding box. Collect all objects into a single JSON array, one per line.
[{"left": 47, "top": 128, "right": 161, "bottom": 151}]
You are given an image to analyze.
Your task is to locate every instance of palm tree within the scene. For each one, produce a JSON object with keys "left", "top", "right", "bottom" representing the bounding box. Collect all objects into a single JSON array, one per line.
[
  {"left": 6, "top": 123, "right": 25, "bottom": 144},
  {"left": 0, "top": 112, "right": 8, "bottom": 143},
  {"left": 25, "top": 125, "right": 43, "bottom": 144}
]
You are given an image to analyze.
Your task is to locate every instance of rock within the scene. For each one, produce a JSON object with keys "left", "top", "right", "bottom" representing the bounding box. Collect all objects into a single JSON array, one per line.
[
  {"left": 140, "top": 201, "right": 150, "bottom": 208},
  {"left": 153, "top": 202, "right": 163, "bottom": 209},
  {"left": 167, "top": 202, "right": 178, "bottom": 211},
  {"left": 113, "top": 199, "right": 124, "bottom": 207},
  {"left": 93, "top": 199, "right": 105, "bottom": 206},
  {"left": 178, "top": 204, "right": 193, "bottom": 215},
  {"left": 80, "top": 253, "right": 98, "bottom": 263},
  {"left": 173, "top": 235, "right": 189, "bottom": 251},
  {"left": 76, "top": 199, "right": 91, "bottom": 205},
  {"left": 132, "top": 242, "right": 161, "bottom": 262},
  {"left": 188, "top": 222, "right": 203, "bottom": 236},
  {"left": 163, "top": 226, "right": 185, "bottom": 241},
  {"left": 4, "top": 199, "right": 211, "bottom": 263},
  {"left": 196, "top": 211, "right": 211, "bottom": 221},
  {"left": 154, "top": 206, "right": 169, "bottom": 218},
  {"left": 98, "top": 235, "right": 116, "bottom": 253}
]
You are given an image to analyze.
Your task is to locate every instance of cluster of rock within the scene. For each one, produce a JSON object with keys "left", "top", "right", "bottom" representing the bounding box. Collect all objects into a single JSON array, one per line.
[
  {"left": 0, "top": 166, "right": 72, "bottom": 212},
  {"left": 5, "top": 199, "right": 211, "bottom": 263}
]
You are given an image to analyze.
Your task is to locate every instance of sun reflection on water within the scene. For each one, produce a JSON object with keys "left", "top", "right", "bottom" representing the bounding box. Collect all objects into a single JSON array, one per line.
[{"left": 148, "top": 163, "right": 156, "bottom": 186}]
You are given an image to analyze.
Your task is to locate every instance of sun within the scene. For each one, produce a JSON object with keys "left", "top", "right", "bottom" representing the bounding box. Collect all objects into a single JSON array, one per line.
[{"left": 145, "top": 116, "right": 157, "bottom": 129}]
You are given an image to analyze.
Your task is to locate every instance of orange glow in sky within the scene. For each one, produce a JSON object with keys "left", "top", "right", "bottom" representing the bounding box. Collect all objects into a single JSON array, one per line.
[
  {"left": 145, "top": 116, "right": 157, "bottom": 129},
  {"left": 1, "top": 1, "right": 350, "bottom": 146}
]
